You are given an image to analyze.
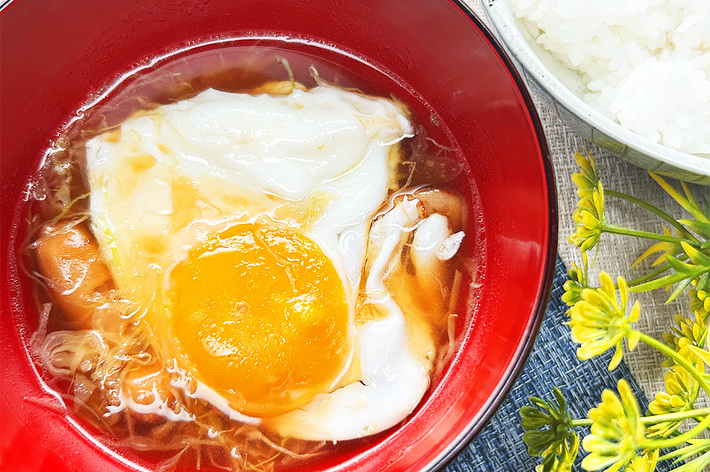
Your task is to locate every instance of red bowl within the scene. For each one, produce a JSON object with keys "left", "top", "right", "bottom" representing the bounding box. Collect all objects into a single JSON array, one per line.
[{"left": 0, "top": 0, "right": 557, "bottom": 471}]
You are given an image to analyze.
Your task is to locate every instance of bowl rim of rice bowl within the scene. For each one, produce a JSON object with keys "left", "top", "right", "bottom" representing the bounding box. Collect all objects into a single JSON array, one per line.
[{"left": 484, "top": 0, "right": 710, "bottom": 182}]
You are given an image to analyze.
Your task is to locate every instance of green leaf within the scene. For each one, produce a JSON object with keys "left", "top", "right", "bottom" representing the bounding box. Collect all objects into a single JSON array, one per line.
[
  {"left": 696, "top": 272, "right": 710, "bottom": 293},
  {"left": 666, "top": 255, "right": 695, "bottom": 274},
  {"left": 631, "top": 249, "right": 710, "bottom": 302},
  {"left": 688, "top": 345, "right": 710, "bottom": 368},
  {"left": 660, "top": 439, "right": 710, "bottom": 462},
  {"left": 681, "top": 181, "right": 710, "bottom": 224},
  {"left": 553, "top": 387, "right": 567, "bottom": 415},
  {"left": 530, "top": 396, "right": 558, "bottom": 415},
  {"left": 631, "top": 270, "right": 687, "bottom": 293},
  {"left": 521, "top": 407, "right": 553, "bottom": 430},
  {"left": 523, "top": 430, "right": 555, "bottom": 456},
  {"left": 668, "top": 277, "right": 695, "bottom": 304},
  {"left": 651, "top": 173, "right": 709, "bottom": 222},
  {"left": 681, "top": 241, "right": 710, "bottom": 267},
  {"left": 668, "top": 450, "right": 710, "bottom": 472},
  {"left": 541, "top": 453, "right": 556, "bottom": 472},
  {"left": 679, "top": 219, "right": 710, "bottom": 239}
]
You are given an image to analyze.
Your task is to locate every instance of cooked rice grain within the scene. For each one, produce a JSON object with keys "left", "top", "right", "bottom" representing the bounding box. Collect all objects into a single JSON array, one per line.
[{"left": 511, "top": 0, "right": 710, "bottom": 155}]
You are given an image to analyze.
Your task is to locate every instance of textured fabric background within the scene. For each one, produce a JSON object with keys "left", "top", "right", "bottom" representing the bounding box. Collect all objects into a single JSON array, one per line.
[
  {"left": 445, "top": 257, "right": 664, "bottom": 472},
  {"left": 443, "top": 1, "right": 710, "bottom": 470},
  {"left": 464, "top": 0, "right": 709, "bottom": 409}
]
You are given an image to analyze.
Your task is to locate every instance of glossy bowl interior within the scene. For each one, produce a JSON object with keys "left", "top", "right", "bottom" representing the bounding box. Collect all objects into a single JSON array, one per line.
[
  {"left": 484, "top": 0, "right": 710, "bottom": 185},
  {"left": 0, "top": 0, "right": 557, "bottom": 471}
]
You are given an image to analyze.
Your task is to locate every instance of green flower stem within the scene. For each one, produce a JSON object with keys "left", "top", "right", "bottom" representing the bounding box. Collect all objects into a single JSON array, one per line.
[
  {"left": 658, "top": 439, "right": 710, "bottom": 462},
  {"left": 548, "top": 413, "right": 710, "bottom": 430},
  {"left": 633, "top": 333, "right": 710, "bottom": 453},
  {"left": 638, "top": 333, "right": 710, "bottom": 394},
  {"left": 649, "top": 173, "right": 710, "bottom": 223},
  {"left": 643, "top": 412, "right": 710, "bottom": 450},
  {"left": 569, "top": 418, "right": 593, "bottom": 428},
  {"left": 626, "top": 263, "right": 672, "bottom": 288},
  {"left": 602, "top": 224, "right": 688, "bottom": 245},
  {"left": 533, "top": 408, "right": 710, "bottom": 433},
  {"left": 640, "top": 407, "right": 710, "bottom": 425},
  {"left": 606, "top": 190, "right": 697, "bottom": 242}
]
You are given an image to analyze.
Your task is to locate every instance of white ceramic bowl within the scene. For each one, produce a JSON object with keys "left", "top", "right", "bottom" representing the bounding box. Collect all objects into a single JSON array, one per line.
[{"left": 483, "top": 0, "right": 710, "bottom": 185}]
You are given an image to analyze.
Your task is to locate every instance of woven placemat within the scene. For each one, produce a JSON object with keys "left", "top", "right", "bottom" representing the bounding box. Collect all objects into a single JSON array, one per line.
[
  {"left": 450, "top": 1, "right": 710, "bottom": 469},
  {"left": 465, "top": 0, "right": 710, "bottom": 415},
  {"left": 446, "top": 256, "right": 666, "bottom": 472}
]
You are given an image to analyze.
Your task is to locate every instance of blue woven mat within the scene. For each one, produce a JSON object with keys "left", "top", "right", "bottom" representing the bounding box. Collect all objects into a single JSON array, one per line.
[{"left": 447, "top": 256, "right": 666, "bottom": 472}]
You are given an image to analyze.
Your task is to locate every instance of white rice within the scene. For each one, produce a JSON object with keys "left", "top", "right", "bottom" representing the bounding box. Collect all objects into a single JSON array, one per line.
[{"left": 509, "top": 0, "right": 710, "bottom": 156}]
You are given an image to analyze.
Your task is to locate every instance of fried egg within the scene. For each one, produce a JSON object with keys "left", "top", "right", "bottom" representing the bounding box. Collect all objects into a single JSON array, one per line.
[{"left": 85, "top": 83, "right": 459, "bottom": 440}]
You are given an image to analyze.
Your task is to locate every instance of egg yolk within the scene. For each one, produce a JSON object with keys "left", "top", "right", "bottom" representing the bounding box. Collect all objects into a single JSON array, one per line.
[{"left": 169, "top": 223, "right": 351, "bottom": 417}]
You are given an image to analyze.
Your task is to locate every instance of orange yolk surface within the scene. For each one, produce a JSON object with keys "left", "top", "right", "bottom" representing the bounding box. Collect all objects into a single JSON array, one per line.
[{"left": 169, "top": 223, "right": 350, "bottom": 417}]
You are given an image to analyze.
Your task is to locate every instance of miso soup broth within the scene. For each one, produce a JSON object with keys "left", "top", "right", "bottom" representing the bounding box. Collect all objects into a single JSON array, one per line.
[{"left": 21, "top": 39, "right": 478, "bottom": 471}]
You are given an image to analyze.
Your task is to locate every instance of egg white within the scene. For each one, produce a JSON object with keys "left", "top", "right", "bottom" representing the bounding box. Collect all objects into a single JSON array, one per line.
[{"left": 85, "top": 83, "right": 453, "bottom": 441}]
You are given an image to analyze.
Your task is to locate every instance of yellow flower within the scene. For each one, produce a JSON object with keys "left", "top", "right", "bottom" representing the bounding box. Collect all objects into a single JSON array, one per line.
[
  {"left": 535, "top": 453, "right": 574, "bottom": 472},
  {"left": 563, "top": 255, "right": 589, "bottom": 307},
  {"left": 582, "top": 380, "right": 645, "bottom": 472},
  {"left": 663, "top": 309, "right": 710, "bottom": 369},
  {"left": 569, "top": 182, "right": 605, "bottom": 252},
  {"left": 568, "top": 151, "right": 606, "bottom": 252},
  {"left": 569, "top": 273, "right": 640, "bottom": 370},
  {"left": 648, "top": 366, "right": 698, "bottom": 437},
  {"left": 625, "top": 450, "right": 658, "bottom": 472},
  {"left": 571, "top": 151, "right": 600, "bottom": 200},
  {"left": 563, "top": 279, "right": 584, "bottom": 308},
  {"left": 690, "top": 287, "right": 710, "bottom": 316}
]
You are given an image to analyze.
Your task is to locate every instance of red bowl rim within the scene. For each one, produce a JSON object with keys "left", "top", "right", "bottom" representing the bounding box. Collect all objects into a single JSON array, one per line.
[
  {"left": 0, "top": 1, "right": 558, "bottom": 470},
  {"left": 426, "top": 1, "right": 558, "bottom": 470}
]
